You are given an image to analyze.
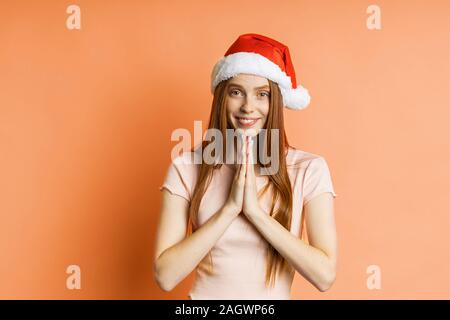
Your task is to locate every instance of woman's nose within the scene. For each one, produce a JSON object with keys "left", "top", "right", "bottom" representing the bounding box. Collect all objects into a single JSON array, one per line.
[{"left": 240, "top": 99, "right": 256, "bottom": 113}]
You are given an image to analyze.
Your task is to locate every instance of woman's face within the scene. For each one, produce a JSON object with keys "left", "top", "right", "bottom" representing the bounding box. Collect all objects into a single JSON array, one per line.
[{"left": 226, "top": 73, "right": 270, "bottom": 135}]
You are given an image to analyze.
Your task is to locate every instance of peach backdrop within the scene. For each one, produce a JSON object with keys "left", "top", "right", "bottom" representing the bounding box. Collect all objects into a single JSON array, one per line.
[{"left": 1, "top": 0, "right": 449, "bottom": 299}]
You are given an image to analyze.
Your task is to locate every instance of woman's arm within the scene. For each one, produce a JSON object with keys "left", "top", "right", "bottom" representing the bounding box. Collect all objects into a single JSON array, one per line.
[
  {"left": 154, "top": 189, "right": 237, "bottom": 291},
  {"left": 246, "top": 192, "right": 337, "bottom": 292},
  {"left": 155, "top": 136, "right": 247, "bottom": 291}
]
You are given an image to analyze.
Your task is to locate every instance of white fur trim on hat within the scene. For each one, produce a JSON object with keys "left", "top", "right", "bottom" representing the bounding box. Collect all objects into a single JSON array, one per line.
[{"left": 211, "top": 52, "right": 311, "bottom": 110}]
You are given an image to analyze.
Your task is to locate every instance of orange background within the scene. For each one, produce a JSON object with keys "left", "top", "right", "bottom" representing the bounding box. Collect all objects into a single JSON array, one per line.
[{"left": 1, "top": 1, "right": 449, "bottom": 299}]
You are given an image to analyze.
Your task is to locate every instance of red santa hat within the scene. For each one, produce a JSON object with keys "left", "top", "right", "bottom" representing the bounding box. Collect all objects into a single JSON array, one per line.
[{"left": 211, "top": 33, "right": 311, "bottom": 110}]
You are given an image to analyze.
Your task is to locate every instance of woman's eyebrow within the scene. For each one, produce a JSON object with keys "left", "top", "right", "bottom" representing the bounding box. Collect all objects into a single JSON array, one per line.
[{"left": 229, "top": 83, "right": 270, "bottom": 90}]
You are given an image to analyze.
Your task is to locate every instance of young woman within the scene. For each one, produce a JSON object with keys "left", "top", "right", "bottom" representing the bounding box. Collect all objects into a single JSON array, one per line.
[{"left": 154, "top": 34, "right": 338, "bottom": 299}]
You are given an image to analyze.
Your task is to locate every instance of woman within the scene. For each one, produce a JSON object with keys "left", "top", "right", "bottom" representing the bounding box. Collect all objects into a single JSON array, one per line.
[{"left": 154, "top": 33, "right": 338, "bottom": 299}]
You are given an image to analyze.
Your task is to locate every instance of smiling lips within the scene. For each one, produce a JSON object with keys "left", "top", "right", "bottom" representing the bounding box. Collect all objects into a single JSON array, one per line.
[{"left": 235, "top": 116, "right": 260, "bottom": 127}]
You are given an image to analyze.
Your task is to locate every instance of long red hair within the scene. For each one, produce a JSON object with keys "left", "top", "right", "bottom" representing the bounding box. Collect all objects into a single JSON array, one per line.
[{"left": 187, "top": 78, "right": 304, "bottom": 288}]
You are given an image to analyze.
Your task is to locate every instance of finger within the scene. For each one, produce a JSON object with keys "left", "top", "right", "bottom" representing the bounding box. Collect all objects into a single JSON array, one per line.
[
  {"left": 232, "top": 134, "right": 244, "bottom": 179},
  {"left": 238, "top": 134, "right": 247, "bottom": 182},
  {"left": 233, "top": 161, "right": 241, "bottom": 182},
  {"left": 245, "top": 138, "right": 256, "bottom": 186}
]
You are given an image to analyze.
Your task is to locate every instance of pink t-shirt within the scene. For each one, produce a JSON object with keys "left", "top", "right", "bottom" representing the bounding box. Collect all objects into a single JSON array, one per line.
[{"left": 159, "top": 146, "right": 337, "bottom": 299}]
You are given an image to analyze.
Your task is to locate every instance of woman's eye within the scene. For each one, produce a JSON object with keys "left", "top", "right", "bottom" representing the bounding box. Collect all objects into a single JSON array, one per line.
[{"left": 230, "top": 90, "right": 269, "bottom": 97}]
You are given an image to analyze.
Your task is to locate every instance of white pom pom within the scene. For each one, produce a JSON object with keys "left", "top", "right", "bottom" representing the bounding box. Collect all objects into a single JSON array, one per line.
[{"left": 280, "top": 85, "right": 311, "bottom": 110}]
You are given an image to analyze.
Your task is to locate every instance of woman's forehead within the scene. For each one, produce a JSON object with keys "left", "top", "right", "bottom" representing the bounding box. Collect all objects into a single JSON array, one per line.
[{"left": 229, "top": 74, "right": 270, "bottom": 87}]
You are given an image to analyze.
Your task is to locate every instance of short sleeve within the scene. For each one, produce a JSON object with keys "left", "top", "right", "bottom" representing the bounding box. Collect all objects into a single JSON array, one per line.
[
  {"left": 303, "top": 157, "right": 337, "bottom": 205},
  {"left": 159, "top": 156, "right": 192, "bottom": 203}
]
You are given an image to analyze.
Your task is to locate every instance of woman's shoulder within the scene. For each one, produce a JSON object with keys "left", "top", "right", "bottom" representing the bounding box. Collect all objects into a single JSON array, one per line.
[
  {"left": 286, "top": 146, "right": 328, "bottom": 169},
  {"left": 172, "top": 150, "right": 198, "bottom": 166},
  {"left": 171, "top": 144, "right": 204, "bottom": 166}
]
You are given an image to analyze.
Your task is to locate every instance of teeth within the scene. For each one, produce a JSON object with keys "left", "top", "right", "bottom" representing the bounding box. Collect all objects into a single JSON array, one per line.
[{"left": 238, "top": 118, "right": 257, "bottom": 124}]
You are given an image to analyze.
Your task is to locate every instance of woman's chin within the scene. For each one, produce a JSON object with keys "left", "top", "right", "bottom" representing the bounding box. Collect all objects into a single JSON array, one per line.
[{"left": 231, "top": 123, "right": 258, "bottom": 135}]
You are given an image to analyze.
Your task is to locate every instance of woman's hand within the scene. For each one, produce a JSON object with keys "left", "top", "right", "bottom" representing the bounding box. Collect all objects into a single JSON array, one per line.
[
  {"left": 242, "top": 136, "right": 264, "bottom": 218},
  {"left": 223, "top": 134, "right": 247, "bottom": 218}
]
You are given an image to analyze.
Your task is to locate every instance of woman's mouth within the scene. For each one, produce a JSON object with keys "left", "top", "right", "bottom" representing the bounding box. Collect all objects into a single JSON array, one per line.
[{"left": 235, "top": 116, "right": 260, "bottom": 127}]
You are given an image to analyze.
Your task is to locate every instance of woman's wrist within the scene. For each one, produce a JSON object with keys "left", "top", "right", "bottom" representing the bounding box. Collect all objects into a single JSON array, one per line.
[{"left": 222, "top": 204, "right": 241, "bottom": 219}]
